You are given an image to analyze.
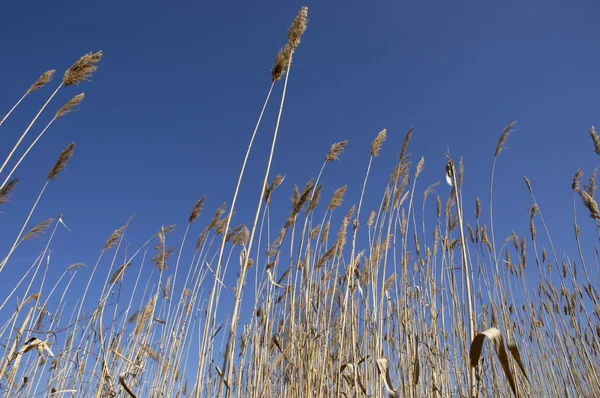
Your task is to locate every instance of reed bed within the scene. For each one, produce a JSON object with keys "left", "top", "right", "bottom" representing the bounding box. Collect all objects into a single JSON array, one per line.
[{"left": 1, "top": 7, "right": 599, "bottom": 398}]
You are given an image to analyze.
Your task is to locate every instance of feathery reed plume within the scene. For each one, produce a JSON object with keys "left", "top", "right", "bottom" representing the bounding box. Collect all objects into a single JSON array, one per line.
[
  {"left": 0, "top": 178, "right": 18, "bottom": 206},
  {"left": 22, "top": 218, "right": 54, "bottom": 241},
  {"left": 27, "top": 70, "right": 55, "bottom": 95},
  {"left": 415, "top": 156, "right": 425, "bottom": 178},
  {"left": 328, "top": 185, "right": 347, "bottom": 210},
  {"left": 66, "top": 263, "right": 87, "bottom": 271},
  {"left": 399, "top": 127, "right": 414, "bottom": 162},
  {"left": 103, "top": 215, "right": 134, "bottom": 251},
  {"left": 271, "top": 45, "right": 293, "bottom": 83},
  {"left": 326, "top": 140, "right": 349, "bottom": 162},
  {"left": 271, "top": 6, "right": 308, "bottom": 82},
  {"left": 495, "top": 121, "right": 517, "bottom": 157},
  {"left": 47, "top": 143, "right": 75, "bottom": 180},
  {"left": 63, "top": 51, "right": 103, "bottom": 86},
  {"left": 55, "top": 93, "right": 85, "bottom": 119},
  {"left": 308, "top": 183, "right": 323, "bottom": 213},
  {"left": 585, "top": 167, "right": 598, "bottom": 198},
  {"left": 579, "top": 190, "right": 600, "bottom": 219},
  {"left": 287, "top": 6, "right": 308, "bottom": 49},
  {"left": 134, "top": 296, "right": 156, "bottom": 336},
  {"left": 572, "top": 168, "right": 583, "bottom": 192},
  {"left": 150, "top": 225, "right": 177, "bottom": 271},
  {"left": 370, "top": 129, "right": 386, "bottom": 157},
  {"left": 1, "top": 70, "right": 58, "bottom": 128},
  {"left": 590, "top": 126, "right": 600, "bottom": 155},
  {"left": 264, "top": 175, "right": 285, "bottom": 203},
  {"left": 188, "top": 196, "right": 206, "bottom": 223},
  {"left": 233, "top": 225, "right": 249, "bottom": 246}
]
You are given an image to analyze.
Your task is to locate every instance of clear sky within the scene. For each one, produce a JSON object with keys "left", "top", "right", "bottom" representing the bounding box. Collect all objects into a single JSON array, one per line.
[{"left": 1, "top": 0, "right": 599, "bottom": 329}]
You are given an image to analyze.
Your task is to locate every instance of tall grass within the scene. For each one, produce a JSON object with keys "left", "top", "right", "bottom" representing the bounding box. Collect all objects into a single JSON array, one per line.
[{"left": 1, "top": 7, "right": 600, "bottom": 398}]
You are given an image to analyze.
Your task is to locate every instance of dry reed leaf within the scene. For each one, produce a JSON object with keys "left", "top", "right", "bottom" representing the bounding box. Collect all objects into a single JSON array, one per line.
[
  {"left": 412, "top": 335, "right": 420, "bottom": 386},
  {"left": 109, "top": 262, "right": 131, "bottom": 284},
  {"left": 268, "top": 269, "right": 284, "bottom": 288},
  {"left": 507, "top": 341, "right": 530, "bottom": 384},
  {"left": 445, "top": 160, "right": 453, "bottom": 187},
  {"left": 118, "top": 372, "right": 137, "bottom": 398},
  {"left": 470, "top": 327, "right": 517, "bottom": 396},
  {"left": 376, "top": 358, "right": 398, "bottom": 398}
]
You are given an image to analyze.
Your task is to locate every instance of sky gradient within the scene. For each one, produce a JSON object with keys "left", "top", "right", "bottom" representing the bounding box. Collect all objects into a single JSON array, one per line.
[{"left": 1, "top": 0, "right": 599, "bottom": 333}]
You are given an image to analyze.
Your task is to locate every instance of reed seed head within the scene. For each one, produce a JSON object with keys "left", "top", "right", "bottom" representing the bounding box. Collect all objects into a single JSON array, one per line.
[
  {"left": 590, "top": 126, "right": 600, "bottom": 155},
  {"left": 48, "top": 143, "right": 75, "bottom": 181},
  {"left": 272, "top": 44, "right": 293, "bottom": 82},
  {"left": 328, "top": 185, "right": 347, "bottom": 210},
  {"left": 326, "top": 140, "right": 349, "bottom": 162},
  {"left": 288, "top": 6, "right": 308, "bottom": 50},
  {"left": 495, "top": 121, "right": 517, "bottom": 157},
  {"left": 579, "top": 191, "right": 599, "bottom": 219},
  {"left": 55, "top": 93, "right": 84, "bottom": 119},
  {"left": 0, "top": 178, "right": 19, "bottom": 206},
  {"left": 572, "top": 168, "right": 583, "bottom": 192},
  {"left": 27, "top": 70, "right": 55, "bottom": 94},
  {"left": 189, "top": 196, "right": 206, "bottom": 223},
  {"left": 22, "top": 218, "right": 54, "bottom": 241},
  {"left": 371, "top": 129, "right": 386, "bottom": 157},
  {"left": 63, "top": 51, "right": 103, "bottom": 86}
]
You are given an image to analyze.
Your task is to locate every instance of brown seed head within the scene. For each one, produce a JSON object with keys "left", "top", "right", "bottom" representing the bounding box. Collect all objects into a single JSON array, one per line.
[
  {"left": 271, "top": 44, "right": 293, "bottom": 83},
  {"left": 523, "top": 176, "right": 532, "bottom": 193},
  {"left": 590, "top": 126, "right": 600, "bottom": 155},
  {"left": 288, "top": 6, "right": 308, "bottom": 50},
  {"left": 495, "top": 121, "right": 517, "bottom": 157},
  {"left": 0, "top": 178, "right": 19, "bottom": 206},
  {"left": 585, "top": 167, "right": 598, "bottom": 198},
  {"left": 326, "top": 140, "right": 348, "bottom": 162},
  {"left": 48, "top": 143, "right": 75, "bottom": 180},
  {"left": 415, "top": 156, "right": 425, "bottom": 178},
  {"left": 22, "top": 218, "right": 55, "bottom": 241},
  {"left": 233, "top": 225, "right": 249, "bottom": 246},
  {"left": 189, "top": 196, "right": 206, "bottom": 223},
  {"left": 328, "top": 185, "right": 347, "bottom": 211},
  {"left": 371, "top": 129, "right": 386, "bottom": 157},
  {"left": 579, "top": 191, "right": 599, "bottom": 219},
  {"left": 27, "top": 70, "right": 55, "bottom": 94},
  {"left": 63, "top": 51, "right": 103, "bottom": 86},
  {"left": 572, "top": 168, "right": 583, "bottom": 192},
  {"left": 55, "top": 93, "right": 85, "bottom": 119},
  {"left": 399, "top": 127, "right": 414, "bottom": 163}
]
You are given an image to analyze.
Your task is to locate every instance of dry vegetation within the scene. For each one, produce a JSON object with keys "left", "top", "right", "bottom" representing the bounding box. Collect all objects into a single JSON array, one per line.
[{"left": 1, "top": 6, "right": 600, "bottom": 398}]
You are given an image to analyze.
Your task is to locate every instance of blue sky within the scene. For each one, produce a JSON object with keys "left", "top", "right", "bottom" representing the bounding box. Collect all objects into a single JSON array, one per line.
[{"left": 1, "top": 0, "right": 599, "bottom": 332}]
